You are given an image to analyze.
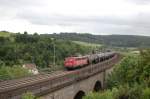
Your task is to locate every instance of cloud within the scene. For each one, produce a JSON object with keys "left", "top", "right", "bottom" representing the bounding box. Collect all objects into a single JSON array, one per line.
[
  {"left": 127, "top": 0, "right": 150, "bottom": 5},
  {"left": 0, "top": 0, "right": 42, "bottom": 7},
  {"left": 0, "top": 0, "right": 150, "bottom": 36}
]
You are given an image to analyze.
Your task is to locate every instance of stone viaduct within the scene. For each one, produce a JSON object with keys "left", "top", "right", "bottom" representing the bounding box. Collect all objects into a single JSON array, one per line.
[{"left": 42, "top": 64, "right": 114, "bottom": 99}]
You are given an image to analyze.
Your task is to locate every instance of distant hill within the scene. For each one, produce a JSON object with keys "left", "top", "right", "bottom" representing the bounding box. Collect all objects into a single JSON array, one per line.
[{"left": 41, "top": 33, "right": 150, "bottom": 47}]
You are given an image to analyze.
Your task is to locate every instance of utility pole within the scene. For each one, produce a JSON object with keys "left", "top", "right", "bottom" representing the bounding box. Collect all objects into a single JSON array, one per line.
[
  {"left": 53, "top": 41, "right": 55, "bottom": 66},
  {"left": 51, "top": 38, "right": 55, "bottom": 66}
]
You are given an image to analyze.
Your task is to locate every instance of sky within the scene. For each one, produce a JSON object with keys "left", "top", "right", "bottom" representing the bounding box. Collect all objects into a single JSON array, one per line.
[{"left": 0, "top": 0, "right": 150, "bottom": 36}]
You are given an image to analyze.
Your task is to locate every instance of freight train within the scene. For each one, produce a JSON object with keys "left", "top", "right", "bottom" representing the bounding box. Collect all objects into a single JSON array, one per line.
[{"left": 64, "top": 51, "right": 115, "bottom": 70}]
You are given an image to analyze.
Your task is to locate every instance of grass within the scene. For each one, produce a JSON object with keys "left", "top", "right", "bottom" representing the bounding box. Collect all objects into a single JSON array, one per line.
[
  {"left": 0, "top": 31, "right": 11, "bottom": 37},
  {"left": 73, "top": 41, "right": 102, "bottom": 47}
]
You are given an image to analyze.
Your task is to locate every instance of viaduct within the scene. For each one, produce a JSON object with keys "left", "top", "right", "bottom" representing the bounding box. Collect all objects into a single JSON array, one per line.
[
  {"left": 0, "top": 54, "right": 121, "bottom": 99},
  {"left": 41, "top": 54, "right": 121, "bottom": 99},
  {"left": 43, "top": 67, "right": 113, "bottom": 99}
]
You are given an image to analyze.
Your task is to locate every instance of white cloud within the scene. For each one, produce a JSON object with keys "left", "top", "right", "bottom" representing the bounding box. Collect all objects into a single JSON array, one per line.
[{"left": 0, "top": 0, "right": 150, "bottom": 36}]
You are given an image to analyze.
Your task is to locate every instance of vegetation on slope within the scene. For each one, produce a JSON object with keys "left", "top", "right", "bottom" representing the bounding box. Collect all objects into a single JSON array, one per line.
[
  {"left": 0, "top": 65, "right": 31, "bottom": 80},
  {"left": 0, "top": 31, "right": 11, "bottom": 37},
  {"left": 21, "top": 92, "right": 36, "bottom": 99},
  {"left": 84, "top": 49, "right": 150, "bottom": 99},
  {"left": 0, "top": 32, "right": 95, "bottom": 80},
  {"left": 45, "top": 33, "right": 150, "bottom": 47},
  {"left": 84, "top": 86, "right": 150, "bottom": 99},
  {"left": 0, "top": 32, "right": 92, "bottom": 68},
  {"left": 73, "top": 41, "right": 101, "bottom": 47}
]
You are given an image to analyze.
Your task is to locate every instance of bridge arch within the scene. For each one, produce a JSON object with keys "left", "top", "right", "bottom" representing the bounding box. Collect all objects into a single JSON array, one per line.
[
  {"left": 74, "top": 90, "right": 85, "bottom": 99},
  {"left": 93, "top": 81, "right": 102, "bottom": 92}
]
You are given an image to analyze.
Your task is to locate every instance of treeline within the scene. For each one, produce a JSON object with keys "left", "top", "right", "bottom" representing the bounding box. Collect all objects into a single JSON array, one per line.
[
  {"left": 44, "top": 33, "right": 150, "bottom": 47},
  {"left": 84, "top": 49, "right": 150, "bottom": 99},
  {"left": 0, "top": 32, "right": 91, "bottom": 68}
]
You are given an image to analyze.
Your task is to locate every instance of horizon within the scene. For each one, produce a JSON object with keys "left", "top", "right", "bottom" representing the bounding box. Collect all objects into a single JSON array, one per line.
[{"left": 1, "top": 30, "right": 150, "bottom": 37}]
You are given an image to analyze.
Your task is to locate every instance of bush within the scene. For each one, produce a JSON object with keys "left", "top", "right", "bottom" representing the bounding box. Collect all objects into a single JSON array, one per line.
[
  {"left": 84, "top": 49, "right": 150, "bottom": 99},
  {"left": 21, "top": 92, "right": 35, "bottom": 99},
  {"left": 83, "top": 91, "right": 114, "bottom": 99},
  {"left": 114, "top": 85, "right": 130, "bottom": 99},
  {"left": 107, "top": 49, "right": 150, "bottom": 88},
  {"left": 114, "top": 84, "right": 142, "bottom": 99},
  {"left": 0, "top": 65, "right": 32, "bottom": 80},
  {"left": 129, "top": 85, "right": 142, "bottom": 99},
  {"left": 141, "top": 87, "right": 150, "bottom": 99},
  {"left": 107, "top": 55, "right": 140, "bottom": 88},
  {"left": 84, "top": 85, "right": 149, "bottom": 99}
]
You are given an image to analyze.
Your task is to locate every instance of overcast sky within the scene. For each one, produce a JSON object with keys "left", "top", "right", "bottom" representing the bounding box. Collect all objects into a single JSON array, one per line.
[{"left": 0, "top": 0, "right": 150, "bottom": 36}]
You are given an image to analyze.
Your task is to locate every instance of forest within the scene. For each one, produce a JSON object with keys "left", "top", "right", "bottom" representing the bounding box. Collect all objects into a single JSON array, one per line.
[
  {"left": 0, "top": 31, "right": 92, "bottom": 80},
  {"left": 46, "top": 32, "right": 150, "bottom": 47}
]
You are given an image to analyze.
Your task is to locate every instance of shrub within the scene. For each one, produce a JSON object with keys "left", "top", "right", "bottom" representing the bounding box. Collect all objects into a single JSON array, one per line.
[
  {"left": 107, "top": 50, "right": 150, "bottom": 88},
  {"left": 21, "top": 92, "right": 35, "bottom": 99},
  {"left": 0, "top": 65, "right": 32, "bottom": 80},
  {"left": 128, "top": 85, "right": 142, "bottom": 99},
  {"left": 114, "top": 85, "right": 130, "bottom": 99},
  {"left": 83, "top": 90, "right": 114, "bottom": 99},
  {"left": 141, "top": 87, "right": 150, "bottom": 99},
  {"left": 84, "top": 49, "right": 150, "bottom": 99},
  {"left": 84, "top": 85, "right": 150, "bottom": 99}
]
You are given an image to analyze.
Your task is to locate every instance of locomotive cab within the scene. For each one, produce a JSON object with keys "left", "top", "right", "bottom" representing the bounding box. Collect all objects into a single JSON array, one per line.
[{"left": 64, "top": 56, "right": 88, "bottom": 70}]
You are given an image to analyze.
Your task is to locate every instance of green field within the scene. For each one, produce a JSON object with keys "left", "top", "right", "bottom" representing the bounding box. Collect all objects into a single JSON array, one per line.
[
  {"left": 0, "top": 31, "right": 11, "bottom": 37},
  {"left": 73, "top": 41, "right": 102, "bottom": 47}
]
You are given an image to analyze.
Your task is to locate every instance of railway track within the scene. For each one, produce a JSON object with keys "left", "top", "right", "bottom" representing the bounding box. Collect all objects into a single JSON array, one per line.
[{"left": 0, "top": 70, "right": 67, "bottom": 92}]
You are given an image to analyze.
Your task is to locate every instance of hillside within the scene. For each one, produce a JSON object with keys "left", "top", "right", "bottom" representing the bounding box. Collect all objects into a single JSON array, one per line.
[
  {"left": 0, "top": 32, "right": 93, "bottom": 80},
  {"left": 0, "top": 31, "right": 11, "bottom": 37},
  {"left": 0, "top": 32, "right": 91, "bottom": 68},
  {"left": 42, "top": 33, "right": 150, "bottom": 47},
  {"left": 72, "top": 41, "right": 101, "bottom": 47}
]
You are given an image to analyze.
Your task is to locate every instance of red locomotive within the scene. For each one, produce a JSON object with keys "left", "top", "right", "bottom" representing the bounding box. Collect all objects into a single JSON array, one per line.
[
  {"left": 64, "top": 56, "right": 89, "bottom": 69},
  {"left": 64, "top": 52, "right": 115, "bottom": 70}
]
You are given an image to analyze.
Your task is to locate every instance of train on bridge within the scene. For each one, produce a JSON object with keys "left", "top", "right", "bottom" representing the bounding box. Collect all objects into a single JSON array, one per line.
[
  {"left": 64, "top": 51, "right": 115, "bottom": 70},
  {"left": 0, "top": 51, "right": 120, "bottom": 99}
]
